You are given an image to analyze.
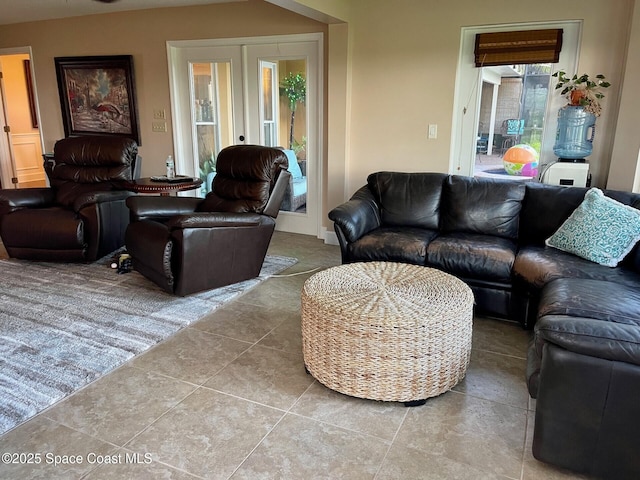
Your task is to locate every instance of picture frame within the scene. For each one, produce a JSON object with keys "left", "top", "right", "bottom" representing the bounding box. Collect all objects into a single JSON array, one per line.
[{"left": 54, "top": 55, "right": 141, "bottom": 145}]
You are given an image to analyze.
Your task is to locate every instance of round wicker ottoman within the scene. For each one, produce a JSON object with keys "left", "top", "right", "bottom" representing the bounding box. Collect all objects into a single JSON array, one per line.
[{"left": 301, "top": 262, "right": 474, "bottom": 405}]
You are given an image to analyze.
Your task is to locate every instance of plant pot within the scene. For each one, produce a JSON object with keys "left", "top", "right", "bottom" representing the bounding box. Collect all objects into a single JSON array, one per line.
[{"left": 570, "top": 89, "right": 586, "bottom": 106}]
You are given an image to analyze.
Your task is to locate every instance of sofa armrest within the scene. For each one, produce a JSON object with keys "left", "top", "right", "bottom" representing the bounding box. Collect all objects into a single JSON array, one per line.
[
  {"left": 165, "top": 212, "right": 264, "bottom": 230},
  {"left": 328, "top": 186, "right": 381, "bottom": 243},
  {"left": 534, "top": 315, "right": 640, "bottom": 367},
  {"left": 126, "top": 195, "right": 203, "bottom": 222},
  {"left": 0, "top": 188, "right": 55, "bottom": 214}
]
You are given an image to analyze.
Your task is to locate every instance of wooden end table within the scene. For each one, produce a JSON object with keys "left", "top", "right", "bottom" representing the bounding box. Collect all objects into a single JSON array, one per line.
[{"left": 124, "top": 176, "right": 203, "bottom": 196}]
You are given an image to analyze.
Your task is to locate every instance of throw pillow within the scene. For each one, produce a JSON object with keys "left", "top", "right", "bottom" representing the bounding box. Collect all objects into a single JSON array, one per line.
[{"left": 546, "top": 188, "right": 640, "bottom": 267}]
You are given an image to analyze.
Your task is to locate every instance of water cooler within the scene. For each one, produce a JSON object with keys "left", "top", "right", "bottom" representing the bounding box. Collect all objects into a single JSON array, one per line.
[
  {"left": 544, "top": 161, "right": 590, "bottom": 187},
  {"left": 542, "top": 105, "right": 594, "bottom": 187}
]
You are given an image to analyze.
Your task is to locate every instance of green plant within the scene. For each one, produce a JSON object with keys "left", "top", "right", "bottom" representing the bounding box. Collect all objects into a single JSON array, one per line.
[
  {"left": 279, "top": 72, "right": 306, "bottom": 149},
  {"left": 199, "top": 155, "right": 215, "bottom": 178},
  {"left": 552, "top": 71, "right": 611, "bottom": 116},
  {"left": 292, "top": 136, "right": 307, "bottom": 157}
]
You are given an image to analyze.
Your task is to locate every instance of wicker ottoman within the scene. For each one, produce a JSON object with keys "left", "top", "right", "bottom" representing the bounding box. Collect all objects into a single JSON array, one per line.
[{"left": 301, "top": 262, "right": 474, "bottom": 405}]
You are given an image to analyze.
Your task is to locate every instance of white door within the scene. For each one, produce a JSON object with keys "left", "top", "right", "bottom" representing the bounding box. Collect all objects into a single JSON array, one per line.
[
  {"left": 168, "top": 34, "right": 323, "bottom": 237},
  {"left": 0, "top": 65, "right": 18, "bottom": 189},
  {"left": 0, "top": 52, "right": 46, "bottom": 189}
]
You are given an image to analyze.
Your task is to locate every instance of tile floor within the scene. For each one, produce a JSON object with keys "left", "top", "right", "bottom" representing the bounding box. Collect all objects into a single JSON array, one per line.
[{"left": 0, "top": 232, "right": 593, "bottom": 479}]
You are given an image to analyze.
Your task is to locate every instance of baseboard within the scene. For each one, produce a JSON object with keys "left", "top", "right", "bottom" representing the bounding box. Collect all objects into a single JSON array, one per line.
[{"left": 321, "top": 226, "right": 339, "bottom": 245}]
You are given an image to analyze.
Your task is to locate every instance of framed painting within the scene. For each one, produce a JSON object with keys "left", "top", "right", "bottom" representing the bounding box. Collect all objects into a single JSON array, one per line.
[{"left": 54, "top": 55, "right": 141, "bottom": 145}]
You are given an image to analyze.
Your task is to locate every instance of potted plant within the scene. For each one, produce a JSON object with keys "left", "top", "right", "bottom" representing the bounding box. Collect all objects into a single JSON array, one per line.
[{"left": 552, "top": 71, "right": 611, "bottom": 116}]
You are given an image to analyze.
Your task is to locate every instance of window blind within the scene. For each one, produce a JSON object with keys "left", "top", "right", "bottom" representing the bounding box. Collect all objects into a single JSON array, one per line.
[{"left": 474, "top": 29, "right": 563, "bottom": 67}]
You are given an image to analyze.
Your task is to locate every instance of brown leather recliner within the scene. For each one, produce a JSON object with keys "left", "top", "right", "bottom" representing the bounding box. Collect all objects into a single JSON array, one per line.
[
  {"left": 124, "top": 145, "right": 291, "bottom": 296},
  {"left": 0, "top": 135, "right": 140, "bottom": 262}
]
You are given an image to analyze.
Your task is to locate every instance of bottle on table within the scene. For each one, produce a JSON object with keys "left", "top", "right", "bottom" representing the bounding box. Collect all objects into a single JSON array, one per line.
[{"left": 166, "top": 155, "right": 175, "bottom": 179}]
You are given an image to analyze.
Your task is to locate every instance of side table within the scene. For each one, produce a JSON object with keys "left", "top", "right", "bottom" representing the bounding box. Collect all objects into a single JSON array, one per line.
[{"left": 124, "top": 176, "right": 203, "bottom": 196}]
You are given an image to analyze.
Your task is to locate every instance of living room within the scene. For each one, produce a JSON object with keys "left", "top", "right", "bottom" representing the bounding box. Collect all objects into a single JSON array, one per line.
[{"left": 1, "top": 0, "right": 639, "bottom": 478}]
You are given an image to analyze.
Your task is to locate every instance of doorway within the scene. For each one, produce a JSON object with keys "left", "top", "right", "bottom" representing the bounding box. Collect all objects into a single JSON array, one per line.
[
  {"left": 0, "top": 48, "right": 46, "bottom": 189},
  {"left": 450, "top": 21, "right": 582, "bottom": 177},
  {"left": 475, "top": 63, "right": 552, "bottom": 180},
  {"left": 167, "top": 34, "right": 323, "bottom": 237}
]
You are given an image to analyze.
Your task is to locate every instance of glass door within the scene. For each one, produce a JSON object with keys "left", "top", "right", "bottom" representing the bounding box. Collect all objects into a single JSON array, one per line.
[
  {"left": 169, "top": 35, "right": 322, "bottom": 237},
  {"left": 245, "top": 41, "right": 319, "bottom": 236},
  {"left": 169, "top": 44, "right": 244, "bottom": 192},
  {"left": 190, "top": 61, "right": 235, "bottom": 194}
]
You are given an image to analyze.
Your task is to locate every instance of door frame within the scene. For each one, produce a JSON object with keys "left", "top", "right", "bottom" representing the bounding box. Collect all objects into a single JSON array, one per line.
[
  {"left": 166, "top": 33, "right": 324, "bottom": 237},
  {"left": 450, "top": 21, "right": 582, "bottom": 177}
]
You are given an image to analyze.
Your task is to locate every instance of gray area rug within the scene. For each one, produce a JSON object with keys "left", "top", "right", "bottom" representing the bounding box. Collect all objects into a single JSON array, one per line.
[{"left": 0, "top": 253, "right": 297, "bottom": 435}]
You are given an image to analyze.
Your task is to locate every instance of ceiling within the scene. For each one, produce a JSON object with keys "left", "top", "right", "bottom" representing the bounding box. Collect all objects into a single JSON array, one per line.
[{"left": 0, "top": 0, "right": 247, "bottom": 26}]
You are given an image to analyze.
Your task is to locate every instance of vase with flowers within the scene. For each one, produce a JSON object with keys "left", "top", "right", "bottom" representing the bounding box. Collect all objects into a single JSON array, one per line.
[{"left": 552, "top": 71, "right": 611, "bottom": 160}]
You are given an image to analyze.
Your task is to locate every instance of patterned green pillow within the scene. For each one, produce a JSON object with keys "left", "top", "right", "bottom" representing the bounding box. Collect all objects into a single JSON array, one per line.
[{"left": 546, "top": 188, "right": 640, "bottom": 267}]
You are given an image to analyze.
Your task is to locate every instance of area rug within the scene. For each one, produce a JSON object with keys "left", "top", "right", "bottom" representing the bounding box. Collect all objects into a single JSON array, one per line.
[{"left": 0, "top": 253, "right": 297, "bottom": 435}]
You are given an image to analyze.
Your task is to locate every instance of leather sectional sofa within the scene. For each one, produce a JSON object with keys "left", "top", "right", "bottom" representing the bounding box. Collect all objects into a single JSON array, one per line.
[{"left": 328, "top": 172, "right": 640, "bottom": 479}]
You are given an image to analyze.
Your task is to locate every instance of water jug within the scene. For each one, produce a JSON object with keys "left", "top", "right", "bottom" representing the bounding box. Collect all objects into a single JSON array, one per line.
[{"left": 553, "top": 106, "right": 596, "bottom": 159}]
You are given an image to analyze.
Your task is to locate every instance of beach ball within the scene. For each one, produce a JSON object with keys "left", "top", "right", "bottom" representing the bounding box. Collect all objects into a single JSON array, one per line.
[{"left": 503, "top": 144, "right": 539, "bottom": 177}]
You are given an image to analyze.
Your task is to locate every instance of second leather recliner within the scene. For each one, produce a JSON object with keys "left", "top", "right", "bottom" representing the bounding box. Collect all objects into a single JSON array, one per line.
[{"left": 124, "top": 145, "right": 291, "bottom": 296}]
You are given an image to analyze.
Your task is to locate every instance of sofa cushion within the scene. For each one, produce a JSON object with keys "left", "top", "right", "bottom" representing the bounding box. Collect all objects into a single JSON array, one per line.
[
  {"left": 367, "top": 172, "right": 446, "bottom": 230},
  {"left": 514, "top": 245, "right": 640, "bottom": 290},
  {"left": 427, "top": 232, "right": 517, "bottom": 282},
  {"left": 440, "top": 175, "right": 526, "bottom": 239},
  {"left": 519, "top": 182, "right": 587, "bottom": 246},
  {"left": 546, "top": 188, "right": 640, "bottom": 267},
  {"left": 55, "top": 182, "right": 115, "bottom": 209},
  {"left": 347, "top": 227, "right": 437, "bottom": 264},
  {"left": 539, "top": 278, "right": 640, "bottom": 326}
]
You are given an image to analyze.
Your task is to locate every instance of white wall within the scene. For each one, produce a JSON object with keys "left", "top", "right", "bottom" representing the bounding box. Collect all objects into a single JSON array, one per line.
[{"left": 607, "top": 0, "right": 640, "bottom": 192}]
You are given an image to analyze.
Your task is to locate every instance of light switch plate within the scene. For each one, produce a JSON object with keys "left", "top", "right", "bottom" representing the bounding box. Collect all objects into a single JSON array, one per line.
[{"left": 152, "top": 121, "right": 167, "bottom": 132}]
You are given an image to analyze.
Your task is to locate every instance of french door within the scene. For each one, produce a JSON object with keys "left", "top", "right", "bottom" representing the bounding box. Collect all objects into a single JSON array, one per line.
[
  {"left": 168, "top": 34, "right": 322, "bottom": 236},
  {"left": 169, "top": 44, "right": 245, "bottom": 193}
]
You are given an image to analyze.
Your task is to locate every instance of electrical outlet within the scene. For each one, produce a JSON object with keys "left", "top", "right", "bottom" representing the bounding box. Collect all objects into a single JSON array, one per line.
[
  {"left": 428, "top": 124, "right": 437, "bottom": 139},
  {"left": 153, "top": 109, "right": 166, "bottom": 120},
  {"left": 152, "top": 121, "right": 167, "bottom": 133}
]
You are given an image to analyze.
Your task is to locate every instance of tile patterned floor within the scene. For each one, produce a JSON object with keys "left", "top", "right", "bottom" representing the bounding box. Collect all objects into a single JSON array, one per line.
[{"left": 0, "top": 232, "right": 593, "bottom": 479}]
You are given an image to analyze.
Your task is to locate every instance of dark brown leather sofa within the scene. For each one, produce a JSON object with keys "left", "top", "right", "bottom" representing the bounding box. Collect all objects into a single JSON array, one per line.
[
  {"left": 0, "top": 135, "right": 140, "bottom": 262},
  {"left": 124, "top": 145, "right": 291, "bottom": 296},
  {"left": 329, "top": 172, "right": 640, "bottom": 479}
]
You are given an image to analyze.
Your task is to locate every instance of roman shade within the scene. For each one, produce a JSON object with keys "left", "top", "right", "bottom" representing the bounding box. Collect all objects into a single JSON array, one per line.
[{"left": 474, "top": 29, "right": 563, "bottom": 67}]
